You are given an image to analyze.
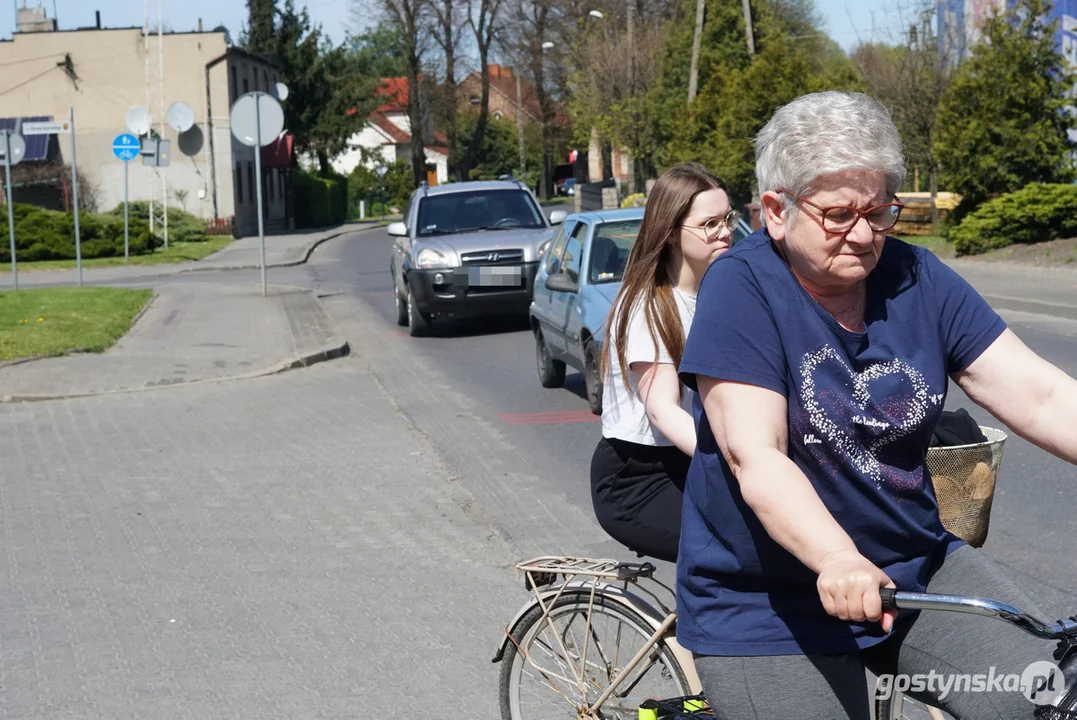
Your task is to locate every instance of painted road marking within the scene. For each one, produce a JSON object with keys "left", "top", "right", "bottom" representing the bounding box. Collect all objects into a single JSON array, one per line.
[{"left": 498, "top": 410, "right": 600, "bottom": 425}]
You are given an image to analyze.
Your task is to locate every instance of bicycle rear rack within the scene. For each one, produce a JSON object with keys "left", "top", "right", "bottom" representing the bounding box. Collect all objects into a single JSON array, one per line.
[{"left": 515, "top": 556, "right": 657, "bottom": 583}]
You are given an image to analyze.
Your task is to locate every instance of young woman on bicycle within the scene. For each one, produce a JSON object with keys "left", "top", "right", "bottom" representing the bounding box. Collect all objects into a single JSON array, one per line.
[{"left": 590, "top": 162, "right": 738, "bottom": 564}]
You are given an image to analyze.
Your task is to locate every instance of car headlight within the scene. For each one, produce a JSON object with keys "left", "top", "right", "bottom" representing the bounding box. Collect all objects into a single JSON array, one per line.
[
  {"left": 416, "top": 247, "right": 452, "bottom": 269},
  {"left": 537, "top": 240, "right": 551, "bottom": 260}
]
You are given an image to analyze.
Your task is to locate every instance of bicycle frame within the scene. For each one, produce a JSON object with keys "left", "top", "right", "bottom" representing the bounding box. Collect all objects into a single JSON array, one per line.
[{"left": 494, "top": 556, "right": 702, "bottom": 716}]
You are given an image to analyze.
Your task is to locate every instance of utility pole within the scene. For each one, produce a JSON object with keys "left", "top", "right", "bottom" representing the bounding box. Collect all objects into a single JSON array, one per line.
[
  {"left": 688, "top": 0, "right": 705, "bottom": 102},
  {"left": 517, "top": 70, "right": 525, "bottom": 180},
  {"left": 742, "top": 0, "right": 755, "bottom": 56},
  {"left": 627, "top": 1, "right": 636, "bottom": 193}
]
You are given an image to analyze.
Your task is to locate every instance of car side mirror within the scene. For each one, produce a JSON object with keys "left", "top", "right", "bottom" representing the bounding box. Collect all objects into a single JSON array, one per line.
[
  {"left": 549, "top": 210, "right": 567, "bottom": 225},
  {"left": 387, "top": 221, "right": 408, "bottom": 237},
  {"left": 545, "top": 273, "right": 578, "bottom": 294}
]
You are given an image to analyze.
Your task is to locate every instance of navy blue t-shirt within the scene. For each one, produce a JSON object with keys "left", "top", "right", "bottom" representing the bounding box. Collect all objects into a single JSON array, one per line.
[{"left": 676, "top": 230, "right": 1006, "bottom": 656}]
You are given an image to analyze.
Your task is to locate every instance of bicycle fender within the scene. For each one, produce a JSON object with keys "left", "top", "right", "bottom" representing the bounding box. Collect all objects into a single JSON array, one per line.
[{"left": 491, "top": 580, "right": 669, "bottom": 664}]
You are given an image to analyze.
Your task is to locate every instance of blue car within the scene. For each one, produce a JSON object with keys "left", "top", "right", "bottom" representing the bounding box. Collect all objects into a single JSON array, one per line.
[{"left": 529, "top": 207, "right": 752, "bottom": 414}]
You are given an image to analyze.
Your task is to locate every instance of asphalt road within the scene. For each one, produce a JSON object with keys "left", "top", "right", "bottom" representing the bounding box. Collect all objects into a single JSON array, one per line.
[{"left": 310, "top": 226, "right": 1077, "bottom": 618}]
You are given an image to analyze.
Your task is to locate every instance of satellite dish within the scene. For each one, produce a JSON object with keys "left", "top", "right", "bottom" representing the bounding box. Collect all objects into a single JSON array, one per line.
[
  {"left": 125, "top": 105, "right": 151, "bottom": 136},
  {"left": 273, "top": 82, "right": 289, "bottom": 102},
  {"left": 167, "top": 101, "right": 195, "bottom": 132}
]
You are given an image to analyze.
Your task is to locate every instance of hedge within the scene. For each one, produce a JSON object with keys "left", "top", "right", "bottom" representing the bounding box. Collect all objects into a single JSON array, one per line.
[
  {"left": 948, "top": 183, "right": 1077, "bottom": 256},
  {"left": 0, "top": 203, "right": 157, "bottom": 262},
  {"left": 294, "top": 170, "right": 348, "bottom": 228},
  {"left": 111, "top": 201, "right": 209, "bottom": 243}
]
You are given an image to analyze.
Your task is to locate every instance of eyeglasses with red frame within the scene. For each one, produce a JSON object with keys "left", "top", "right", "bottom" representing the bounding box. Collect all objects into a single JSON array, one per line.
[{"left": 778, "top": 189, "right": 905, "bottom": 234}]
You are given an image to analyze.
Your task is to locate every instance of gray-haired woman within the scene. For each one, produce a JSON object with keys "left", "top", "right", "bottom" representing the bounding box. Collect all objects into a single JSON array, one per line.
[{"left": 675, "top": 90, "right": 1077, "bottom": 718}]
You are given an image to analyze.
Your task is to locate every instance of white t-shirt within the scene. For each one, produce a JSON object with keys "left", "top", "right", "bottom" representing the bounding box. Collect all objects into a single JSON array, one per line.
[{"left": 601, "top": 287, "right": 697, "bottom": 446}]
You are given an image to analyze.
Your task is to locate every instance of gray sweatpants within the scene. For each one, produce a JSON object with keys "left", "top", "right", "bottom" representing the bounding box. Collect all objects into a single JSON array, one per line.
[{"left": 694, "top": 544, "right": 1057, "bottom": 719}]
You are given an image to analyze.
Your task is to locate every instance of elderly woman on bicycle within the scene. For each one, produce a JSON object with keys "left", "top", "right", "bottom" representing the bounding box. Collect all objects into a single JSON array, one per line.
[{"left": 676, "top": 90, "right": 1077, "bottom": 719}]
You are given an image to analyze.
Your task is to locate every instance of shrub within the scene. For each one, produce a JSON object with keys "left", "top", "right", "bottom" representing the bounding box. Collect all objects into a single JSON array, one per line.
[
  {"left": 294, "top": 170, "right": 348, "bottom": 228},
  {"left": 111, "top": 201, "right": 209, "bottom": 243},
  {"left": 621, "top": 193, "right": 646, "bottom": 208},
  {"left": 948, "top": 183, "right": 1077, "bottom": 256},
  {"left": 0, "top": 202, "right": 156, "bottom": 262}
]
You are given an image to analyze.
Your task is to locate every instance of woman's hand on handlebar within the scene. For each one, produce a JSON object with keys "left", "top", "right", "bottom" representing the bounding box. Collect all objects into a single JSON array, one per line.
[{"left": 817, "top": 549, "right": 897, "bottom": 632}]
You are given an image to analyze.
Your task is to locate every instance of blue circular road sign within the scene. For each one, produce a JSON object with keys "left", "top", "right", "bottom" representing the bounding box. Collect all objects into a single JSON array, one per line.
[{"left": 112, "top": 133, "right": 140, "bottom": 161}]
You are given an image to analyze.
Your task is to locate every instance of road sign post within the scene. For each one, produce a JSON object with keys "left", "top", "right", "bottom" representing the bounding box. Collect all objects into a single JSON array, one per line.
[
  {"left": 113, "top": 133, "right": 140, "bottom": 261},
  {"left": 69, "top": 107, "right": 82, "bottom": 286},
  {"left": 1, "top": 129, "right": 26, "bottom": 290},
  {"left": 26, "top": 114, "right": 81, "bottom": 285},
  {"left": 230, "top": 91, "right": 285, "bottom": 297}
]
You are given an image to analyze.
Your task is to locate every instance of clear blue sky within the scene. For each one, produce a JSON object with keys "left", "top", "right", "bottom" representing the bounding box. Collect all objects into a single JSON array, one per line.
[{"left": 1, "top": 0, "right": 896, "bottom": 52}]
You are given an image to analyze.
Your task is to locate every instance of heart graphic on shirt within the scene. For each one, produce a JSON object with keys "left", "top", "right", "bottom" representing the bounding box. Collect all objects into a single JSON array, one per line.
[{"left": 799, "top": 345, "right": 932, "bottom": 490}]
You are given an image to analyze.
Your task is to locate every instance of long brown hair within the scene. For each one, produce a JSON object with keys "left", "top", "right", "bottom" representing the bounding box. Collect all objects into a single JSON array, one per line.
[{"left": 603, "top": 162, "right": 728, "bottom": 392}]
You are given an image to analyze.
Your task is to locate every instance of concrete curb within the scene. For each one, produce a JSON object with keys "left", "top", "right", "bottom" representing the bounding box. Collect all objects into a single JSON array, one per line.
[
  {"left": 0, "top": 289, "right": 350, "bottom": 404},
  {"left": 175, "top": 221, "right": 392, "bottom": 274}
]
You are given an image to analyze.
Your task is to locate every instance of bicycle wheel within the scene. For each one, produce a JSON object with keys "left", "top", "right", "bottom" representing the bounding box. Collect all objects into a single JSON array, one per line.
[{"left": 499, "top": 592, "right": 690, "bottom": 719}]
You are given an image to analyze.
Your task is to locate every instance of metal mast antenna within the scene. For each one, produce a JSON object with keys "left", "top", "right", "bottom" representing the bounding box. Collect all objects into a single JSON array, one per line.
[
  {"left": 144, "top": 0, "right": 154, "bottom": 238},
  {"left": 158, "top": 0, "right": 168, "bottom": 248}
]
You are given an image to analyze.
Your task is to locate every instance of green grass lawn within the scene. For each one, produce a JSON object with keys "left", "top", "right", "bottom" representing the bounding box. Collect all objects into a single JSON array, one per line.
[
  {"left": 14, "top": 236, "right": 234, "bottom": 272},
  {"left": 0, "top": 287, "right": 154, "bottom": 361},
  {"left": 896, "top": 235, "right": 954, "bottom": 258}
]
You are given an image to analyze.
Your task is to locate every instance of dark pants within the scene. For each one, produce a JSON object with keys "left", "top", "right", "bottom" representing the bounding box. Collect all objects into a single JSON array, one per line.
[
  {"left": 590, "top": 436, "right": 690, "bottom": 563},
  {"left": 693, "top": 544, "right": 1055, "bottom": 719}
]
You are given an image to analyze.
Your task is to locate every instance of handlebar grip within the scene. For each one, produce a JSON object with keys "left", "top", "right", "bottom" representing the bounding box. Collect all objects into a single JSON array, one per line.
[{"left": 879, "top": 587, "right": 897, "bottom": 611}]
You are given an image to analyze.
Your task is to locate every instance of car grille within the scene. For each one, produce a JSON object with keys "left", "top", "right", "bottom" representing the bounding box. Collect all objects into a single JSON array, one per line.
[{"left": 460, "top": 249, "right": 524, "bottom": 265}]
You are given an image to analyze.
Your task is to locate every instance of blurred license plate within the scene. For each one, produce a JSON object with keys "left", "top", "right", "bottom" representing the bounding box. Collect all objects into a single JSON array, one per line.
[{"left": 468, "top": 266, "right": 522, "bottom": 287}]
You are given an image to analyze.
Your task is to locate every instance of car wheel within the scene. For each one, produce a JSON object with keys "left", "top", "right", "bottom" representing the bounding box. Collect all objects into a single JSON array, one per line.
[
  {"left": 394, "top": 287, "right": 408, "bottom": 326},
  {"left": 535, "top": 328, "right": 566, "bottom": 388},
  {"left": 407, "top": 287, "right": 432, "bottom": 337},
  {"left": 584, "top": 341, "right": 603, "bottom": 415}
]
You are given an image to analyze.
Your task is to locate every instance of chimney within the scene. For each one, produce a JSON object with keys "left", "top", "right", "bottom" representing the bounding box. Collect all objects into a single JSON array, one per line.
[
  {"left": 95, "top": 10, "right": 101, "bottom": 29},
  {"left": 198, "top": 18, "right": 203, "bottom": 32}
]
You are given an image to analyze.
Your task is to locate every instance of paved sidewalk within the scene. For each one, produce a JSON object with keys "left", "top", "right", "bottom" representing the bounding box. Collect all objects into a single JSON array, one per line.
[
  {"left": 12, "top": 219, "right": 392, "bottom": 288},
  {"left": 0, "top": 282, "right": 347, "bottom": 402}
]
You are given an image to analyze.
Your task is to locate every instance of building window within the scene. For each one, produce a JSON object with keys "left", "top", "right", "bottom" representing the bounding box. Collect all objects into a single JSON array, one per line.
[
  {"left": 236, "top": 164, "right": 243, "bottom": 205},
  {"left": 268, "top": 169, "right": 275, "bottom": 201},
  {"left": 243, "top": 69, "right": 249, "bottom": 95},
  {"left": 247, "top": 163, "right": 255, "bottom": 203},
  {"left": 493, "top": 110, "right": 504, "bottom": 120},
  {"left": 230, "top": 65, "right": 237, "bottom": 103}
]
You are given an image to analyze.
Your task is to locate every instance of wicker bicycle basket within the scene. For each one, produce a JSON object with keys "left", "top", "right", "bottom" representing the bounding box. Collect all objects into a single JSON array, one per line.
[{"left": 927, "top": 426, "right": 1007, "bottom": 548}]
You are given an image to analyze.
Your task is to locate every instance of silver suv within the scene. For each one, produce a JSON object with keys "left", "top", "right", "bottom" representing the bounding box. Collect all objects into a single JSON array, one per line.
[{"left": 388, "top": 179, "right": 567, "bottom": 336}]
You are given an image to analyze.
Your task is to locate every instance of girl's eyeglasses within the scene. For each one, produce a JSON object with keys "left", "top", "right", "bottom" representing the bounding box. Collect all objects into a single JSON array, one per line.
[{"left": 682, "top": 209, "right": 741, "bottom": 240}]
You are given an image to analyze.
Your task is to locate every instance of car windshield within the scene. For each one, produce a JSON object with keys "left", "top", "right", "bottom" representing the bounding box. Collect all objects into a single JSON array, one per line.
[
  {"left": 416, "top": 189, "right": 545, "bottom": 237},
  {"left": 588, "top": 219, "right": 642, "bottom": 284}
]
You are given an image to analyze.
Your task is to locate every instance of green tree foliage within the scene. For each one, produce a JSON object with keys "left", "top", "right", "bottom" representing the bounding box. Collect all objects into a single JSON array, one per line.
[
  {"left": 645, "top": 0, "right": 860, "bottom": 203},
  {"left": 241, "top": 0, "right": 376, "bottom": 174},
  {"left": 452, "top": 111, "right": 543, "bottom": 186},
  {"left": 242, "top": 0, "right": 277, "bottom": 53},
  {"left": 935, "top": 0, "right": 1077, "bottom": 213},
  {"left": 346, "top": 23, "right": 409, "bottom": 79}
]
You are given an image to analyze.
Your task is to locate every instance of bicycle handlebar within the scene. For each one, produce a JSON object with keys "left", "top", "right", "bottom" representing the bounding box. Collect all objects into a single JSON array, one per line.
[{"left": 880, "top": 588, "right": 1077, "bottom": 642}]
